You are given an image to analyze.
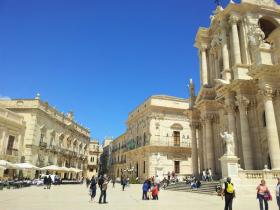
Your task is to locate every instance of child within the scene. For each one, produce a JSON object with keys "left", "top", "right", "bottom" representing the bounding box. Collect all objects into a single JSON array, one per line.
[{"left": 152, "top": 184, "right": 159, "bottom": 200}]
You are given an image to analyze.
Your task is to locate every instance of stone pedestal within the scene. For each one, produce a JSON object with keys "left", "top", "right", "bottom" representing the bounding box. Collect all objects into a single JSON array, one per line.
[{"left": 220, "top": 155, "right": 240, "bottom": 179}]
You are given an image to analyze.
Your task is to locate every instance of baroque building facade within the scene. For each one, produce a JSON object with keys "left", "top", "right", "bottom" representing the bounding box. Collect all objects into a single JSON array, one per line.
[
  {"left": 109, "top": 95, "right": 192, "bottom": 181},
  {"left": 188, "top": 0, "right": 280, "bottom": 178},
  {"left": 0, "top": 95, "right": 90, "bottom": 178},
  {"left": 86, "top": 140, "right": 102, "bottom": 178},
  {"left": 0, "top": 105, "right": 26, "bottom": 177}
]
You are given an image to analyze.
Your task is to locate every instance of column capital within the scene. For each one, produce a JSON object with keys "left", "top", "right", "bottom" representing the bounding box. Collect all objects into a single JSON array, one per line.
[
  {"left": 236, "top": 95, "right": 250, "bottom": 110},
  {"left": 202, "top": 113, "right": 217, "bottom": 122},
  {"left": 225, "top": 104, "right": 236, "bottom": 113},
  {"left": 275, "top": 89, "right": 280, "bottom": 99},
  {"left": 261, "top": 85, "right": 275, "bottom": 101},
  {"left": 229, "top": 14, "right": 240, "bottom": 25},
  {"left": 190, "top": 122, "right": 199, "bottom": 130},
  {"left": 199, "top": 44, "right": 208, "bottom": 51}
]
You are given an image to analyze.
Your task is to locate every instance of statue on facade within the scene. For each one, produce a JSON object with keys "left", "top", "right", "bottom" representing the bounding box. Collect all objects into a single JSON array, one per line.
[
  {"left": 220, "top": 131, "right": 235, "bottom": 156},
  {"left": 248, "top": 23, "right": 266, "bottom": 47},
  {"left": 156, "top": 153, "right": 161, "bottom": 164}
]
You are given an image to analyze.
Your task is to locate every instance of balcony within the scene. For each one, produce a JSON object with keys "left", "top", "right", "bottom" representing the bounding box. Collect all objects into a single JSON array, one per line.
[
  {"left": 0, "top": 149, "right": 19, "bottom": 162},
  {"left": 6, "top": 148, "right": 18, "bottom": 156}
]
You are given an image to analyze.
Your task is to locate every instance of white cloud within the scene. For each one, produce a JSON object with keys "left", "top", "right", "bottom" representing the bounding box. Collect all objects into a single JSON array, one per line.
[{"left": 0, "top": 95, "right": 11, "bottom": 100}]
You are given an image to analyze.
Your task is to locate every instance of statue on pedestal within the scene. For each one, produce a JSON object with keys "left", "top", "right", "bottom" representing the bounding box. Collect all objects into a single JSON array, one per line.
[{"left": 220, "top": 131, "right": 235, "bottom": 156}]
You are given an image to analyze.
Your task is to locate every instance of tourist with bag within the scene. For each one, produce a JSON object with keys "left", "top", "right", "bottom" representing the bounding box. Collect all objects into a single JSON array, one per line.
[
  {"left": 99, "top": 175, "right": 108, "bottom": 204},
  {"left": 256, "top": 179, "right": 272, "bottom": 210},
  {"left": 221, "top": 177, "right": 235, "bottom": 210},
  {"left": 89, "top": 176, "right": 97, "bottom": 202}
]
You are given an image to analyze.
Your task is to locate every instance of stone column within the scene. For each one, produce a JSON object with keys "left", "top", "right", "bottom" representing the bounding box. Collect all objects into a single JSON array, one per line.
[
  {"left": 204, "top": 114, "right": 216, "bottom": 173},
  {"left": 200, "top": 46, "right": 208, "bottom": 85},
  {"left": 190, "top": 123, "right": 199, "bottom": 177},
  {"left": 274, "top": 90, "right": 280, "bottom": 143},
  {"left": 239, "top": 20, "right": 249, "bottom": 64},
  {"left": 202, "top": 121, "right": 207, "bottom": 168},
  {"left": 198, "top": 124, "right": 204, "bottom": 172},
  {"left": 221, "top": 22, "right": 231, "bottom": 81},
  {"left": 229, "top": 15, "right": 242, "bottom": 65},
  {"left": 225, "top": 92, "right": 238, "bottom": 156},
  {"left": 236, "top": 95, "right": 254, "bottom": 169},
  {"left": 262, "top": 85, "right": 280, "bottom": 169}
]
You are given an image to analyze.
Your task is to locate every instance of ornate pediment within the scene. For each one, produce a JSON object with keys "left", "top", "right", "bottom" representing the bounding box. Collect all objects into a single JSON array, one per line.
[
  {"left": 170, "top": 123, "right": 183, "bottom": 130},
  {"left": 242, "top": 0, "right": 278, "bottom": 7}
]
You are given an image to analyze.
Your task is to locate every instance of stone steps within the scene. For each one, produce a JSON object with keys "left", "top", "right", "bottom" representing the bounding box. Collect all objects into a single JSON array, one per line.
[{"left": 165, "top": 181, "right": 220, "bottom": 195}]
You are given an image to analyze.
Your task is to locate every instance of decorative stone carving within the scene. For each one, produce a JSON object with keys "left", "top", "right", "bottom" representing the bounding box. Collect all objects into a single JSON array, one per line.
[
  {"left": 211, "top": 32, "right": 223, "bottom": 47},
  {"left": 220, "top": 131, "right": 235, "bottom": 156},
  {"left": 236, "top": 95, "right": 250, "bottom": 110},
  {"left": 229, "top": 15, "right": 239, "bottom": 25},
  {"left": 247, "top": 24, "right": 265, "bottom": 47},
  {"left": 261, "top": 84, "right": 274, "bottom": 100}
]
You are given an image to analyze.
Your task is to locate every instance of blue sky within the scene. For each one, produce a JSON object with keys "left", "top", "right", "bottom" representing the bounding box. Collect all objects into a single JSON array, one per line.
[{"left": 0, "top": 0, "right": 250, "bottom": 141}]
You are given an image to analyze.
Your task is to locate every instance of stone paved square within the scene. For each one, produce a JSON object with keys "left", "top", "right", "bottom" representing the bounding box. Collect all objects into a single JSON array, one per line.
[{"left": 0, "top": 183, "right": 278, "bottom": 210}]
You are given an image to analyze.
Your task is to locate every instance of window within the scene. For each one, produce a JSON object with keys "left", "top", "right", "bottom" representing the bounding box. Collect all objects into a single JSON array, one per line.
[
  {"left": 143, "top": 161, "right": 146, "bottom": 174},
  {"left": 174, "top": 161, "right": 180, "bottom": 174},
  {"left": 173, "top": 131, "right": 180, "bottom": 146},
  {"left": 7, "top": 136, "right": 15, "bottom": 151}
]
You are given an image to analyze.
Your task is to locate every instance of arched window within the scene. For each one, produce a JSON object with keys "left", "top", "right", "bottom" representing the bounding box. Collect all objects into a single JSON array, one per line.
[{"left": 259, "top": 17, "right": 278, "bottom": 39}]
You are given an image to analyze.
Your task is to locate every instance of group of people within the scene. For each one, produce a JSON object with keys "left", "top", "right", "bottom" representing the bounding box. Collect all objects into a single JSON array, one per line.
[
  {"left": 222, "top": 177, "right": 280, "bottom": 210},
  {"left": 87, "top": 174, "right": 109, "bottom": 204},
  {"left": 43, "top": 175, "right": 52, "bottom": 189},
  {"left": 202, "top": 168, "right": 213, "bottom": 182},
  {"left": 142, "top": 176, "right": 160, "bottom": 200}
]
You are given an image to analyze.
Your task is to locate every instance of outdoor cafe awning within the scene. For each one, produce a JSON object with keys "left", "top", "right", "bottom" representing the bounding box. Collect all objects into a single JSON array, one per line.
[
  {"left": 0, "top": 160, "right": 20, "bottom": 169},
  {"left": 68, "top": 167, "right": 83, "bottom": 173},
  {"left": 40, "top": 165, "right": 66, "bottom": 172},
  {"left": 15, "top": 163, "right": 40, "bottom": 170}
]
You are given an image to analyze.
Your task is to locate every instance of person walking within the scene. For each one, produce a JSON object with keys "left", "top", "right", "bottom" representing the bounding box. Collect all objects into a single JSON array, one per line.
[
  {"left": 89, "top": 176, "right": 97, "bottom": 202},
  {"left": 256, "top": 179, "right": 271, "bottom": 210},
  {"left": 47, "top": 175, "right": 52, "bottom": 189},
  {"left": 43, "top": 175, "right": 48, "bottom": 189},
  {"left": 221, "top": 177, "right": 235, "bottom": 210},
  {"left": 99, "top": 176, "right": 108, "bottom": 204},
  {"left": 112, "top": 178, "right": 115, "bottom": 188},
  {"left": 98, "top": 175, "right": 104, "bottom": 193},
  {"left": 121, "top": 177, "right": 127, "bottom": 191},
  {"left": 142, "top": 180, "right": 149, "bottom": 200},
  {"left": 152, "top": 183, "right": 159, "bottom": 200},
  {"left": 276, "top": 177, "right": 280, "bottom": 210}
]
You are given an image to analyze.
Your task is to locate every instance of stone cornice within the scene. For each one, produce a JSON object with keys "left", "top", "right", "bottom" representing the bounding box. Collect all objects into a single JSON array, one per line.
[{"left": 249, "top": 64, "right": 280, "bottom": 80}]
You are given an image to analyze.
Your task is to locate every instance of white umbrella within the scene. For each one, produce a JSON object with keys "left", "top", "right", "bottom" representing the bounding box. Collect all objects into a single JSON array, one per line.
[
  {"left": 41, "top": 165, "right": 64, "bottom": 171},
  {"left": 15, "top": 163, "right": 39, "bottom": 170},
  {"left": 60, "top": 166, "right": 70, "bottom": 172},
  {"left": 0, "top": 160, "right": 19, "bottom": 169},
  {"left": 69, "top": 168, "right": 82, "bottom": 173}
]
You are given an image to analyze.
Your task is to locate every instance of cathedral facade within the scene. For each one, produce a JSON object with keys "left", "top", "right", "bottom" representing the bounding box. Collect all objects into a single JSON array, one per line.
[{"left": 188, "top": 0, "right": 280, "bottom": 178}]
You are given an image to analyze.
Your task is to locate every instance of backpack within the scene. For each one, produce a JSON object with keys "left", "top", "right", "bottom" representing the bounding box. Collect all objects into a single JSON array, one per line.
[
  {"left": 98, "top": 177, "right": 104, "bottom": 186},
  {"left": 225, "top": 182, "right": 234, "bottom": 194}
]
